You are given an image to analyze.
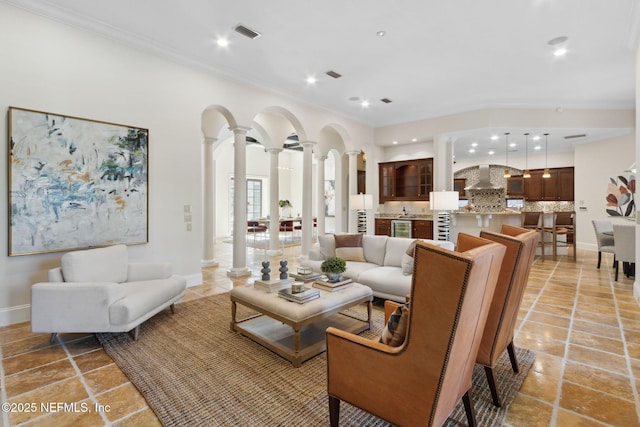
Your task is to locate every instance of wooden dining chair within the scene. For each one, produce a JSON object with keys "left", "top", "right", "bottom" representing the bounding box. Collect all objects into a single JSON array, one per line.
[
  {"left": 521, "top": 211, "right": 544, "bottom": 261},
  {"left": 326, "top": 234, "right": 505, "bottom": 426},
  {"left": 279, "top": 220, "right": 294, "bottom": 242},
  {"left": 544, "top": 211, "right": 576, "bottom": 261}
]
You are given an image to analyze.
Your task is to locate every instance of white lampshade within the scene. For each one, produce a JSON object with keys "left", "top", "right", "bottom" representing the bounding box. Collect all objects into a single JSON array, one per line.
[
  {"left": 430, "top": 190, "right": 459, "bottom": 211},
  {"left": 351, "top": 193, "right": 373, "bottom": 210}
]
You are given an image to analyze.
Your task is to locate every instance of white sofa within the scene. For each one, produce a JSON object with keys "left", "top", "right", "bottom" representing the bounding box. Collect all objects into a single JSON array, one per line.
[
  {"left": 31, "top": 244, "right": 186, "bottom": 342},
  {"left": 301, "top": 234, "right": 454, "bottom": 302}
]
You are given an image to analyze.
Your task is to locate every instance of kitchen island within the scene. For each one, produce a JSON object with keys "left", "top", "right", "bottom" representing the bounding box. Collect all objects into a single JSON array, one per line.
[{"left": 451, "top": 211, "right": 523, "bottom": 243}]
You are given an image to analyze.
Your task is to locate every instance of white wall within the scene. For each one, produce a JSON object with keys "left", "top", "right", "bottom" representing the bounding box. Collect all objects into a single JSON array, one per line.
[
  {"left": 575, "top": 134, "right": 636, "bottom": 250},
  {"left": 0, "top": 3, "right": 372, "bottom": 325}
]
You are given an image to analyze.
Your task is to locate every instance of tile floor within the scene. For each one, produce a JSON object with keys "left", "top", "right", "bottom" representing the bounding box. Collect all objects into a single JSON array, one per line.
[{"left": 1, "top": 241, "right": 638, "bottom": 426}]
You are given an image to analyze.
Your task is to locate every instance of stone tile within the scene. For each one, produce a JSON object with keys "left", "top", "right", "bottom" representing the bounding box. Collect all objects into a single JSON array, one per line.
[
  {"left": 83, "top": 363, "right": 130, "bottom": 395},
  {"left": 505, "top": 394, "right": 553, "bottom": 426},
  {"left": 519, "top": 320, "right": 569, "bottom": 342},
  {"left": 96, "top": 383, "right": 149, "bottom": 422},
  {"left": 563, "top": 361, "right": 634, "bottom": 400},
  {"left": 7, "top": 377, "right": 89, "bottom": 425},
  {"left": 570, "top": 330, "right": 625, "bottom": 355},
  {"left": 64, "top": 335, "right": 102, "bottom": 356},
  {"left": 73, "top": 349, "right": 114, "bottom": 373},
  {"left": 572, "top": 319, "right": 623, "bottom": 340},
  {"left": 5, "top": 359, "right": 76, "bottom": 397},
  {"left": 2, "top": 334, "right": 57, "bottom": 358},
  {"left": 113, "top": 408, "right": 162, "bottom": 426},
  {"left": 514, "top": 333, "right": 566, "bottom": 358},
  {"left": 21, "top": 398, "right": 105, "bottom": 427},
  {"left": 531, "top": 352, "right": 563, "bottom": 377},
  {"left": 556, "top": 409, "right": 618, "bottom": 426},
  {"left": 519, "top": 370, "right": 558, "bottom": 403},
  {"left": 573, "top": 310, "right": 620, "bottom": 328},
  {"left": 567, "top": 344, "right": 629, "bottom": 376},
  {"left": 527, "top": 311, "right": 572, "bottom": 328},
  {"left": 531, "top": 302, "right": 573, "bottom": 318},
  {"left": 0, "top": 324, "right": 39, "bottom": 345},
  {"left": 560, "top": 381, "right": 639, "bottom": 426},
  {"left": 3, "top": 346, "right": 68, "bottom": 376}
]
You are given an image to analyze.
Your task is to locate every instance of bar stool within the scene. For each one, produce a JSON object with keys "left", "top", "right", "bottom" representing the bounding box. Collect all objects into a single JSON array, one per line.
[
  {"left": 544, "top": 212, "right": 576, "bottom": 261},
  {"left": 521, "top": 211, "right": 544, "bottom": 261}
]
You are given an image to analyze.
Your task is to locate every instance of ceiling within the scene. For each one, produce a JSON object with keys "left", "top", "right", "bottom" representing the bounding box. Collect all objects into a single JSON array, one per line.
[{"left": 5, "top": 0, "right": 638, "bottom": 161}]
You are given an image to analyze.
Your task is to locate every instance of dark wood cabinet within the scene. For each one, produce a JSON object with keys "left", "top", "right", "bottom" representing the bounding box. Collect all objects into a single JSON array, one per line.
[
  {"left": 523, "top": 167, "right": 574, "bottom": 201},
  {"left": 375, "top": 218, "right": 392, "bottom": 236},
  {"left": 507, "top": 175, "right": 525, "bottom": 196},
  {"left": 378, "top": 158, "right": 433, "bottom": 203},
  {"left": 412, "top": 220, "right": 433, "bottom": 239},
  {"left": 454, "top": 178, "right": 466, "bottom": 198}
]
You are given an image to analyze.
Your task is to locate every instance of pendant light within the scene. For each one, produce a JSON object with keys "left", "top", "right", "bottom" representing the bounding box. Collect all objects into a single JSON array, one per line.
[
  {"left": 523, "top": 133, "right": 531, "bottom": 178},
  {"left": 503, "top": 132, "right": 511, "bottom": 178},
  {"left": 542, "top": 133, "right": 551, "bottom": 178}
]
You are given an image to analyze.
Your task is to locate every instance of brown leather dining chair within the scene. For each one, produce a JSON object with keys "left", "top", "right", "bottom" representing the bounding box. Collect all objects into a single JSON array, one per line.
[
  {"left": 326, "top": 234, "right": 506, "bottom": 427},
  {"left": 521, "top": 211, "right": 544, "bottom": 261},
  {"left": 477, "top": 224, "right": 539, "bottom": 406}
]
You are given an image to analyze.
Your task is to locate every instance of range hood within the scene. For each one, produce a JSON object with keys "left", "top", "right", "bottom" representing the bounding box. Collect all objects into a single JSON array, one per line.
[{"left": 464, "top": 164, "right": 503, "bottom": 190}]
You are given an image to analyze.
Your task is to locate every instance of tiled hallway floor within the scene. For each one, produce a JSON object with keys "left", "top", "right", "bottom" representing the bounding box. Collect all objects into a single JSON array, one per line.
[{"left": 1, "top": 241, "right": 638, "bottom": 426}]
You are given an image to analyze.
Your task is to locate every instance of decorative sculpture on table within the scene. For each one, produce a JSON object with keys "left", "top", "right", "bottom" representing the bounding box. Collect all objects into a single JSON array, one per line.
[
  {"left": 279, "top": 260, "right": 288, "bottom": 279},
  {"left": 261, "top": 261, "right": 271, "bottom": 281}
]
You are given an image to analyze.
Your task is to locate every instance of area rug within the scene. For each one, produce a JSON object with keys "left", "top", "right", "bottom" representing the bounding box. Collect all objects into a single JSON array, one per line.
[{"left": 97, "top": 294, "right": 535, "bottom": 426}]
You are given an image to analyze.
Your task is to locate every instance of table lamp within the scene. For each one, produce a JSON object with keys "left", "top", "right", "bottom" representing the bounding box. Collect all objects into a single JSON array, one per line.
[{"left": 351, "top": 193, "right": 373, "bottom": 233}]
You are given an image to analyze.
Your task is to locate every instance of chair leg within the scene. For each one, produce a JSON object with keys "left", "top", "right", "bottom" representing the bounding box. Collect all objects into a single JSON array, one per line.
[
  {"left": 328, "top": 396, "right": 340, "bottom": 427},
  {"left": 170, "top": 303, "right": 176, "bottom": 315},
  {"left": 615, "top": 260, "right": 619, "bottom": 281},
  {"left": 507, "top": 341, "right": 520, "bottom": 373},
  {"left": 49, "top": 332, "right": 58, "bottom": 345},
  {"left": 597, "top": 251, "right": 602, "bottom": 269},
  {"left": 130, "top": 325, "right": 140, "bottom": 341},
  {"left": 483, "top": 366, "right": 501, "bottom": 407},
  {"left": 462, "top": 390, "right": 477, "bottom": 427}
]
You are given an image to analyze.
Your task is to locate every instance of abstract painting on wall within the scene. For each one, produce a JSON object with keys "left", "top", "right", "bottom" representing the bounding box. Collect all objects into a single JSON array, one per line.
[{"left": 8, "top": 107, "right": 148, "bottom": 256}]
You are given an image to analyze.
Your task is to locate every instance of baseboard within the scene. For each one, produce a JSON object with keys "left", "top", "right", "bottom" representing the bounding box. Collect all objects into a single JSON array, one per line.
[{"left": 0, "top": 304, "right": 30, "bottom": 328}]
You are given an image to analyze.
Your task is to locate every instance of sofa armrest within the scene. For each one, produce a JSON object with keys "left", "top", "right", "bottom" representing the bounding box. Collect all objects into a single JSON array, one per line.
[
  {"left": 48, "top": 267, "right": 64, "bottom": 282},
  {"left": 31, "top": 282, "right": 126, "bottom": 333},
  {"left": 308, "top": 248, "right": 324, "bottom": 261},
  {"left": 127, "top": 262, "right": 173, "bottom": 282}
]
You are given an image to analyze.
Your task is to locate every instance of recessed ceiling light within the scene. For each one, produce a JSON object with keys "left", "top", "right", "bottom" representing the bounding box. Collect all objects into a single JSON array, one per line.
[
  {"left": 305, "top": 76, "right": 317, "bottom": 84},
  {"left": 361, "top": 100, "right": 370, "bottom": 108},
  {"left": 469, "top": 148, "right": 475, "bottom": 153},
  {"left": 532, "top": 135, "right": 541, "bottom": 141},
  {"left": 411, "top": 138, "right": 417, "bottom": 142},
  {"left": 471, "top": 142, "right": 478, "bottom": 147},
  {"left": 553, "top": 47, "right": 568, "bottom": 57},
  {"left": 488, "top": 150, "right": 495, "bottom": 155},
  {"left": 216, "top": 37, "right": 229, "bottom": 47},
  {"left": 392, "top": 140, "right": 398, "bottom": 145},
  {"left": 510, "top": 143, "right": 517, "bottom": 148},
  {"left": 534, "top": 145, "right": 542, "bottom": 150},
  {"left": 490, "top": 135, "right": 499, "bottom": 141},
  {"left": 376, "top": 30, "right": 386, "bottom": 37}
]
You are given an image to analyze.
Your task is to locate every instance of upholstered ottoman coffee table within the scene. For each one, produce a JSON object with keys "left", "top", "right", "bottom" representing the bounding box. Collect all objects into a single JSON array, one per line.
[{"left": 230, "top": 283, "right": 373, "bottom": 367}]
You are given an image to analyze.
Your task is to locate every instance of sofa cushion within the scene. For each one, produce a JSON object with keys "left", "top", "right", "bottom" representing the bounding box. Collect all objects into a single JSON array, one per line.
[
  {"left": 401, "top": 253, "right": 414, "bottom": 276},
  {"left": 357, "top": 266, "right": 412, "bottom": 298},
  {"left": 380, "top": 303, "right": 410, "bottom": 347},
  {"left": 109, "top": 278, "right": 184, "bottom": 326},
  {"left": 362, "top": 235, "right": 388, "bottom": 265},
  {"left": 61, "top": 245, "right": 128, "bottom": 283},
  {"left": 335, "top": 234, "right": 366, "bottom": 262},
  {"left": 383, "top": 237, "right": 415, "bottom": 267},
  {"left": 342, "top": 261, "right": 379, "bottom": 280},
  {"left": 318, "top": 235, "right": 336, "bottom": 259}
]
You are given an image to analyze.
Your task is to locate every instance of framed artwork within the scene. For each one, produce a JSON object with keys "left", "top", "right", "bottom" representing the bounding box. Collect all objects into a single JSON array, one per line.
[
  {"left": 324, "top": 180, "right": 335, "bottom": 217},
  {"left": 8, "top": 107, "right": 149, "bottom": 256}
]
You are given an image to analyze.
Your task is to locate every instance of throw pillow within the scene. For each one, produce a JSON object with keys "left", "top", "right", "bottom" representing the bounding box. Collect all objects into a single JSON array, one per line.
[
  {"left": 401, "top": 239, "right": 418, "bottom": 275},
  {"left": 379, "top": 303, "right": 410, "bottom": 347},
  {"left": 334, "top": 233, "right": 366, "bottom": 262}
]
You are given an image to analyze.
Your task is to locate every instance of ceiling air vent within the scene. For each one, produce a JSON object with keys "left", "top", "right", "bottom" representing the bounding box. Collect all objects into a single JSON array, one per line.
[
  {"left": 234, "top": 24, "right": 262, "bottom": 40},
  {"left": 326, "top": 70, "right": 342, "bottom": 79},
  {"left": 380, "top": 98, "right": 392, "bottom": 104},
  {"left": 564, "top": 134, "right": 586, "bottom": 139}
]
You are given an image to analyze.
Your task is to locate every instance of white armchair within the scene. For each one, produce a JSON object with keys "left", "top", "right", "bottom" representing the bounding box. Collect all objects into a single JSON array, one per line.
[{"left": 31, "top": 245, "right": 186, "bottom": 343}]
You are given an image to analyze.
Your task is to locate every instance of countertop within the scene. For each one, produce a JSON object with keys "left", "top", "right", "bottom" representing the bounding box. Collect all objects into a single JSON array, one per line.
[{"left": 375, "top": 214, "right": 434, "bottom": 220}]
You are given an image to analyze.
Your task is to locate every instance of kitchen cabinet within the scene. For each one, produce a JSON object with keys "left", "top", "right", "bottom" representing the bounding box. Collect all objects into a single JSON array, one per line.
[
  {"left": 412, "top": 220, "right": 433, "bottom": 239},
  {"left": 454, "top": 178, "right": 466, "bottom": 198},
  {"left": 378, "top": 158, "right": 433, "bottom": 203},
  {"left": 507, "top": 175, "right": 524, "bottom": 196},
  {"left": 375, "top": 218, "right": 392, "bottom": 236},
  {"left": 523, "top": 167, "right": 574, "bottom": 201}
]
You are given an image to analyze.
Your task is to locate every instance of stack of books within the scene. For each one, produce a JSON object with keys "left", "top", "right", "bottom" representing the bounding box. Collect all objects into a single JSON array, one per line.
[
  {"left": 288, "top": 271, "right": 322, "bottom": 282},
  {"left": 254, "top": 277, "right": 294, "bottom": 292},
  {"left": 278, "top": 287, "right": 320, "bottom": 303},
  {"left": 312, "top": 277, "right": 353, "bottom": 292}
]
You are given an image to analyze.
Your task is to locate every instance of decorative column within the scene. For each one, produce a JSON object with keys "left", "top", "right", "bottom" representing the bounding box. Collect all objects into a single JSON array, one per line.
[
  {"left": 267, "top": 148, "right": 283, "bottom": 256},
  {"left": 300, "top": 141, "right": 317, "bottom": 255},
  {"left": 228, "top": 126, "right": 252, "bottom": 278},
  {"left": 201, "top": 137, "right": 218, "bottom": 267},
  {"left": 346, "top": 151, "right": 359, "bottom": 233},
  {"left": 316, "top": 155, "right": 327, "bottom": 237}
]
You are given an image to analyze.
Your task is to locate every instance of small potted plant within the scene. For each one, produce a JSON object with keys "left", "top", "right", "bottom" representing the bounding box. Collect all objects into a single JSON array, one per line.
[{"left": 321, "top": 256, "right": 347, "bottom": 282}]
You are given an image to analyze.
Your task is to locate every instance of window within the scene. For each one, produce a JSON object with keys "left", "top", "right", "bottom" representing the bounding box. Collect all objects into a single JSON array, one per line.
[{"left": 247, "top": 179, "right": 262, "bottom": 220}]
